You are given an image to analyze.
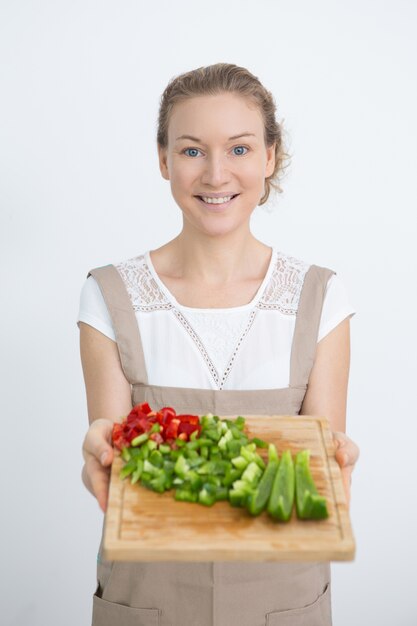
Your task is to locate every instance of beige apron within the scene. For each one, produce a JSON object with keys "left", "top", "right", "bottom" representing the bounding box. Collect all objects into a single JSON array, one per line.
[{"left": 87, "top": 263, "right": 334, "bottom": 626}]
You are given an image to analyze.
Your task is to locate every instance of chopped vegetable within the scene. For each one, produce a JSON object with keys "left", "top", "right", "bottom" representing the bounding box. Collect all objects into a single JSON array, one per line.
[
  {"left": 112, "top": 402, "right": 201, "bottom": 450},
  {"left": 247, "top": 444, "right": 279, "bottom": 516},
  {"left": 295, "top": 450, "right": 329, "bottom": 520},
  {"left": 267, "top": 449, "right": 295, "bottom": 522},
  {"left": 113, "top": 403, "right": 328, "bottom": 521}
]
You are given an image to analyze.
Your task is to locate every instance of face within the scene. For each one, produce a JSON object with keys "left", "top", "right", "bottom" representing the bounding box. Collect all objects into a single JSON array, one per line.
[{"left": 158, "top": 92, "right": 275, "bottom": 238}]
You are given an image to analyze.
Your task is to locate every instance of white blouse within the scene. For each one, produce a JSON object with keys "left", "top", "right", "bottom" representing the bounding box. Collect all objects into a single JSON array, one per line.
[{"left": 77, "top": 248, "right": 356, "bottom": 390}]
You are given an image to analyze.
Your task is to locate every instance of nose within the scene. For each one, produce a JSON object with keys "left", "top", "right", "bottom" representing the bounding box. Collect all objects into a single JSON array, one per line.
[{"left": 200, "top": 153, "right": 232, "bottom": 187}]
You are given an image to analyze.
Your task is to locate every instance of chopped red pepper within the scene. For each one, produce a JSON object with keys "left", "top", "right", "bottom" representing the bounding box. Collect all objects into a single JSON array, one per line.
[
  {"left": 165, "top": 418, "right": 181, "bottom": 440},
  {"left": 111, "top": 403, "right": 200, "bottom": 450},
  {"left": 149, "top": 432, "right": 165, "bottom": 444},
  {"left": 178, "top": 421, "right": 202, "bottom": 436},
  {"left": 160, "top": 407, "right": 176, "bottom": 422},
  {"left": 177, "top": 414, "right": 200, "bottom": 425},
  {"left": 137, "top": 402, "right": 152, "bottom": 415}
]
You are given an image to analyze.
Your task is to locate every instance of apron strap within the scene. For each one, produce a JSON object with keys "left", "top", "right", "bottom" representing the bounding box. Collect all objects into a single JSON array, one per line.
[
  {"left": 290, "top": 264, "right": 335, "bottom": 390},
  {"left": 87, "top": 265, "right": 148, "bottom": 385}
]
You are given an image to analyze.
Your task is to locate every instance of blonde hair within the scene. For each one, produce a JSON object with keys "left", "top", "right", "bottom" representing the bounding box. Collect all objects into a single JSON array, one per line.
[{"left": 156, "top": 63, "right": 290, "bottom": 206}]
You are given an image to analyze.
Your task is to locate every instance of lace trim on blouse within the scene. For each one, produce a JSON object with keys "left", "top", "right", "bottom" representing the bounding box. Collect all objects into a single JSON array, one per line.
[
  {"left": 114, "top": 252, "right": 310, "bottom": 389},
  {"left": 258, "top": 254, "right": 310, "bottom": 313},
  {"left": 115, "top": 255, "right": 173, "bottom": 312}
]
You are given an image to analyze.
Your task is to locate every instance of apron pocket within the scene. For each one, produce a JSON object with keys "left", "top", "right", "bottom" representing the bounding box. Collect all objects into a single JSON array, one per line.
[
  {"left": 265, "top": 582, "right": 331, "bottom": 626},
  {"left": 92, "top": 587, "right": 161, "bottom": 626}
]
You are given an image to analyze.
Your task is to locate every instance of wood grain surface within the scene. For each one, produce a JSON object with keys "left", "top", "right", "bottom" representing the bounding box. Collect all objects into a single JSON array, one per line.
[{"left": 103, "top": 415, "right": 355, "bottom": 562}]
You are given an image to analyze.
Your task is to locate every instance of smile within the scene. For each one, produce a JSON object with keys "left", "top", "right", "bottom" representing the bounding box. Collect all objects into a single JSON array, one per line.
[{"left": 195, "top": 194, "right": 239, "bottom": 210}]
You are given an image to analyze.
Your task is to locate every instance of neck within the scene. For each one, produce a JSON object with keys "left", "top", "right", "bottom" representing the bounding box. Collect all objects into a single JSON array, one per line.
[{"left": 166, "top": 225, "right": 271, "bottom": 285}]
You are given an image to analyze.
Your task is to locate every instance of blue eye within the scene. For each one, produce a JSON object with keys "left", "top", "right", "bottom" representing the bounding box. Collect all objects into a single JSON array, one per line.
[
  {"left": 233, "top": 146, "right": 248, "bottom": 156},
  {"left": 183, "top": 148, "right": 201, "bottom": 157}
]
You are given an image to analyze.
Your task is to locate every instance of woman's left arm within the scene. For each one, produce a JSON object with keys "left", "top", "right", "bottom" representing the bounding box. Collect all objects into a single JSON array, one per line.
[{"left": 300, "top": 317, "right": 360, "bottom": 507}]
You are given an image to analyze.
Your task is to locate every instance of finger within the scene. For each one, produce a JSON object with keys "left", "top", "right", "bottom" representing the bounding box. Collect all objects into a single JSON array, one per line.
[
  {"left": 332, "top": 433, "right": 360, "bottom": 467},
  {"left": 82, "top": 439, "right": 114, "bottom": 467},
  {"left": 333, "top": 435, "right": 348, "bottom": 464},
  {"left": 341, "top": 463, "right": 353, "bottom": 483},
  {"left": 336, "top": 443, "right": 360, "bottom": 468},
  {"left": 335, "top": 447, "right": 350, "bottom": 466},
  {"left": 335, "top": 449, "right": 356, "bottom": 470},
  {"left": 82, "top": 457, "right": 111, "bottom": 512},
  {"left": 332, "top": 431, "right": 348, "bottom": 449},
  {"left": 82, "top": 419, "right": 114, "bottom": 465}
]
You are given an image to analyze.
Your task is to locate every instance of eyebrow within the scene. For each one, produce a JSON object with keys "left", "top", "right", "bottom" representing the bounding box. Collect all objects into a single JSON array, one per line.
[{"left": 175, "top": 132, "right": 257, "bottom": 143}]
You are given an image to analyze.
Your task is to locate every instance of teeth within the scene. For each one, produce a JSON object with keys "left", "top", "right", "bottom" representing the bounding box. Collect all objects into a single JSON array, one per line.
[{"left": 200, "top": 195, "right": 234, "bottom": 204}]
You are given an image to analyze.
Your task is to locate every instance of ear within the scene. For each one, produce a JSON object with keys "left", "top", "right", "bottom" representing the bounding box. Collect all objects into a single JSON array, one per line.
[
  {"left": 158, "top": 144, "right": 170, "bottom": 180},
  {"left": 265, "top": 142, "right": 276, "bottom": 178}
]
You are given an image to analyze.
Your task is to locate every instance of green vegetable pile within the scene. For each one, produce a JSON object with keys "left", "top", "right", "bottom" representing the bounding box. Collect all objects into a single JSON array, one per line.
[{"left": 118, "top": 414, "right": 328, "bottom": 520}]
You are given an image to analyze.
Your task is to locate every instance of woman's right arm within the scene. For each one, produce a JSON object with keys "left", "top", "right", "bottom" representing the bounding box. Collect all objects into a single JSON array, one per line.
[{"left": 79, "top": 322, "right": 133, "bottom": 512}]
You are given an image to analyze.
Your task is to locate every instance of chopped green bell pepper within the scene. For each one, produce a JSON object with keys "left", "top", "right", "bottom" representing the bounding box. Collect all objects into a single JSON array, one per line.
[
  {"left": 174, "top": 454, "right": 190, "bottom": 479},
  {"left": 131, "top": 459, "right": 144, "bottom": 484},
  {"left": 119, "top": 457, "right": 137, "bottom": 480},
  {"left": 247, "top": 444, "right": 279, "bottom": 516},
  {"left": 295, "top": 450, "right": 328, "bottom": 520},
  {"left": 121, "top": 446, "right": 131, "bottom": 461},
  {"left": 249, "top": 437, "right": 269, "bottom": 448},
  {"left": 130, "top": 432, "right": 149, "bottom": 447},
  {"left": 175, "top": 487, "right": 198, "bottom": 502},
  {"left": 267, "top": 449, "right": 295, "bottom": 521},
  {"left": 240, "top": 461, "right": 263, "bottom": 487}
]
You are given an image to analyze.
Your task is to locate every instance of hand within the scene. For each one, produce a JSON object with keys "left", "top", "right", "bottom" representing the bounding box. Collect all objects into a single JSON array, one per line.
[
  {"left": 81, "top": 418, "right": 115, "bottom": 513},
  {"left": 332, "top": 431, "right": 360, "bottom": 508}
]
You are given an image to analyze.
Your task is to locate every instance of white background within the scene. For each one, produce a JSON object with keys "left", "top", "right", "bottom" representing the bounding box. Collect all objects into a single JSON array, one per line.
[{"left": 1, "top": 1, "right": 416, "bottom": 624}]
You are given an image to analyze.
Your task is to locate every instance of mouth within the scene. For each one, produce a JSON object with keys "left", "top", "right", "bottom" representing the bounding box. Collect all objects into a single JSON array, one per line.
[{"left": 194, "top": 194, "right": 240, "bottom": 209}]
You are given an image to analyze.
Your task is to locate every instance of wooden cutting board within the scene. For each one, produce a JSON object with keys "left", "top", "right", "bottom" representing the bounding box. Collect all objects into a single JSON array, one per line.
[{"left": 103, "top": 415, "right": 355, "bottom": 562}]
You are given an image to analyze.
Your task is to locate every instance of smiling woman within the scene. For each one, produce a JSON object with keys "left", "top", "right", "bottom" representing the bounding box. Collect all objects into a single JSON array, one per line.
[
  {"left": 157, "top": 92, "right": 276, "bottom": 239},
  {"left": 77, "top": 62, "right": 359, "bottom": 626},
  {"left": 157, "top": 64, "right": 290, "bottom": 204}
]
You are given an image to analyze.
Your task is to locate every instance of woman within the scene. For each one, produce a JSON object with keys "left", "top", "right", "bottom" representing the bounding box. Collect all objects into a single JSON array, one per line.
[{"left": 78, "top": 63, "right": 359, "bottom": 626}]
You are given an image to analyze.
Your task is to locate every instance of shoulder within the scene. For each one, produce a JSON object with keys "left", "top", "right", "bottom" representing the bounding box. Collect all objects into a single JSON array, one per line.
[
  {"left": 114, "top": 252, "right": 147, "bottom": 274},
  {"left": 77, "top": 272, "right": 117, "bottom": 340},
  {"left": 86, "top": 253, "right": 149, "bottom": 294},
  {"left": 258, "top": 250, "right": 310, "bottom": 314},
  {"left": 259, "top": 249, "right": 337, "bottom": 315},
  {"left": 274, "top": 249, "right": 311, "bottom": 274},
  {"left": 279, "top": 249, "right": 336, "bottom": 294},
  {"left": 111, "top": 251, "right": 171, "bottom": 312},
  {"left": 82, "top": 252, "right": 148, "bottom": 310}
]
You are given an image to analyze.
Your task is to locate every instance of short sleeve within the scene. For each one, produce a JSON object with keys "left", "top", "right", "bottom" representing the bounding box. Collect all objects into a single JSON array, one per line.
[
  {"left": 76, "top": 275, "right": 116, "bottom": 341},
  {"left": 318, "top": 273, "right": 356, "bottom": 342}
]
